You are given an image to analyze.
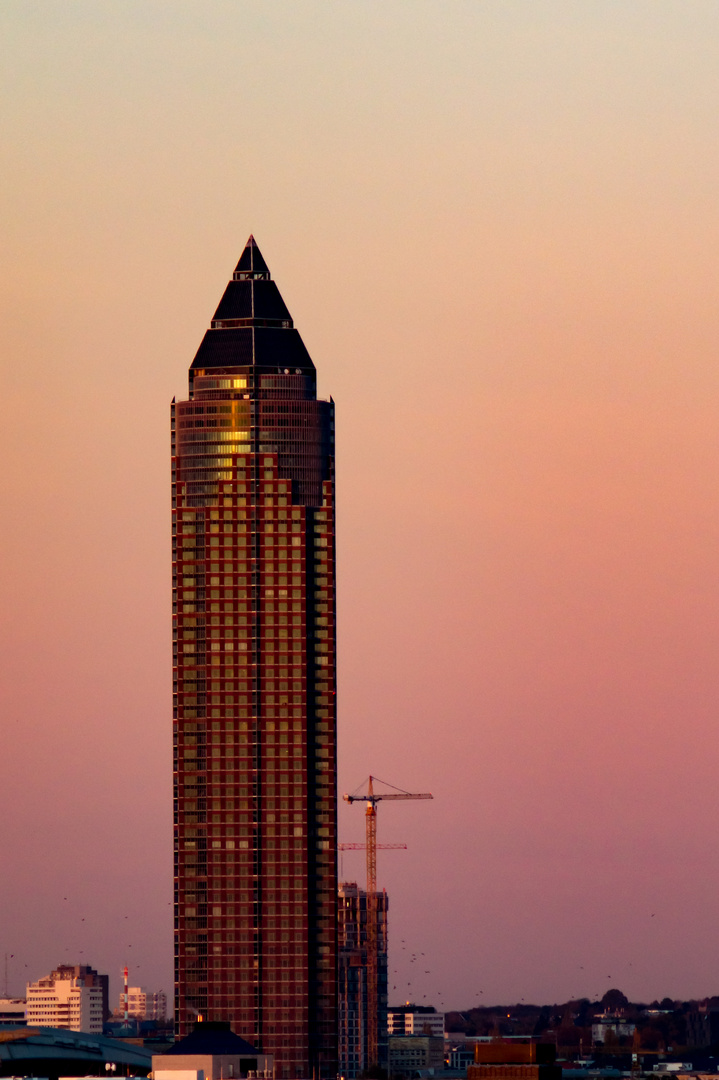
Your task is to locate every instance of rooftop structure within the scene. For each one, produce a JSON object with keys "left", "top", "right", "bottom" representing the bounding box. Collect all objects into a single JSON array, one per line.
[
  {"left": 0, "top": 1025, "right": 153, "bottom": 1080},
  {"left": 153, "top": 1019, "right": 272, "bottom": 1080}
]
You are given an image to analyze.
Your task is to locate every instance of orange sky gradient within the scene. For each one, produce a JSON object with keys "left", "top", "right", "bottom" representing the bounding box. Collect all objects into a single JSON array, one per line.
[{"left": 2, "top": 1, "right": 719, "bottom": 1011}]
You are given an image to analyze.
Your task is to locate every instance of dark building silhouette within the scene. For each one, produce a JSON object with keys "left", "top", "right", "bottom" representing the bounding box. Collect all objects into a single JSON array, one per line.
[
  {"left": 337, "top": 883, "right": 388, "bottom": 1077},
  {"left": 172, "top": 237, "right": 337, "bottom": 1078},
  {"left": 686, "top": 1002, "right": 719, "bottom": 1048}
]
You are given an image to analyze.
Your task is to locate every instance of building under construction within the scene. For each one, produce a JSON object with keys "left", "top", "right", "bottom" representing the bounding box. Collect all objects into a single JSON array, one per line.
[
  {"left": 338, "top": 882, "right": 388, "bottom": 1079},
  {"left": 341, "top": 777, "right": 432, "bottom": 1074}
]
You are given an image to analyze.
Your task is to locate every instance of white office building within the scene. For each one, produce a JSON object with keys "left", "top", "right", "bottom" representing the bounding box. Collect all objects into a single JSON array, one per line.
[
  {"left": 27, "top": 971, "right": 104, "bottom": 1033},
  {"left": 387, "top": 1006, "right": 445, "bottom": 1039}
]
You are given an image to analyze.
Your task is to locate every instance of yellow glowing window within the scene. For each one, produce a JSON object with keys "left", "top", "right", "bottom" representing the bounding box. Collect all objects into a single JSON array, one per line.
[{"left": 217, "top": 378, "right": 247, "bottom": 389}]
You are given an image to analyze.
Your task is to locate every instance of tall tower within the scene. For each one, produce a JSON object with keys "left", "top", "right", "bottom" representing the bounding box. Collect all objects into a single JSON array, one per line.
[{"left": 172, "top": 237, "right": 337, "bottom": 1079}]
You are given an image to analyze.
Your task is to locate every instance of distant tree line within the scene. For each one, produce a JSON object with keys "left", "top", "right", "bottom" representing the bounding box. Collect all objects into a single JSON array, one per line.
[{"left": 445, "top": 988, "right": 719, "bottom": 1057}]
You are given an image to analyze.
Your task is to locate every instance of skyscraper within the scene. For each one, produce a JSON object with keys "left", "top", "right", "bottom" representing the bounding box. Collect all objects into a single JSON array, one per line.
[{"left": 172, "top": 237, "right": 337, "bottom": 1079}]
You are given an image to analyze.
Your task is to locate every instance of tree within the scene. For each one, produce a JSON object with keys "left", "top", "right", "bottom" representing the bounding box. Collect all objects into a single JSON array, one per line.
[
  {"left": 601, "top": 989, "right": 629, "bottom": 1011},
  {"left": 533, "top": 1007, "right": 551, "bottom": 1038},
  {"left": 556, "top": 1024, "right": 581, "bottom": 1052},
  {"left": 639, "top": 1027, "right": 663, "bottom": 1051}
]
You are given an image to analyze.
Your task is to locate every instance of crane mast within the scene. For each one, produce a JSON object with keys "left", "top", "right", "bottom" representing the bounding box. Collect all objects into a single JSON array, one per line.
[
  {"left": 343, "top": 776, "right": 433, "bottom": 1069},
  {"left": 365, "top": 789, "right": 378, "bottom": 1068}
]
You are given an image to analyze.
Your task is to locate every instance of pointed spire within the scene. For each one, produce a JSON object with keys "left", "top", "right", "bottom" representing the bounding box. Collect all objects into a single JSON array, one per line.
[
  {"left": 212, "top": 237, "right": 292, "bottom": 325},
  {"left": 234, "top": 235, "right": 270, "bottom": 278},
  {"left": 190, "top": 237, "right": 315, "bottom": 374}
]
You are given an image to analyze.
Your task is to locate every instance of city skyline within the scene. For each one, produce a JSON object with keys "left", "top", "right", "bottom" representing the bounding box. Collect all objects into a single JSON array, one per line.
[{"left": 3, "top": 2, "right": 719, "bottom": 1011}]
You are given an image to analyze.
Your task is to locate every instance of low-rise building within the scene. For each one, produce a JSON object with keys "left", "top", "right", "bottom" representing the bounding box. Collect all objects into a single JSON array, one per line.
[
  {"left": 152, "top": 1020, "right": 272, "bottom": 1080},
  {"left": 388, "top": 1005, "right": 444, "bottom": 1039},
  {"left": 447, "top": 1045, "right": 475, "bottom": 1071},
  {"left": 148, "top": 989, "right": 168, "bottom": 1021},
  {"left": 591, "top": 1013, "right": 635, "bottom": 1044},
  {"left": 126, "top": 986, "right": 147, "bottom": 1018},
  {"left": 467, "top": 1039, "right": 561, "bottom": 1080},
  {"left": 0, "top": 998, "right": 26, "bottom": 1026},
  {"left": 388, "top": 1035, "right": 445, "bottom": 1074},
  {"left": 116, "top": 987, "right": 168, "bottom": 1023}
]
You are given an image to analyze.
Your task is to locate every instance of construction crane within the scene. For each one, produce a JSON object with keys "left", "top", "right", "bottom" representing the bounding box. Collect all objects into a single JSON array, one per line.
[
  {"left": 343, "top": 776, "right": 433, "bottom": 1068},
  {"left": 338, "top": 842, "right": 407, "bottom": 886},
  {"left": 338, "top": 843, "right": 408, "bottom": 851}
]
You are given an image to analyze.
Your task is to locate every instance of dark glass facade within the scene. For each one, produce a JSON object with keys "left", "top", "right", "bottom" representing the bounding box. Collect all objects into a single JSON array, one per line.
[{"left": 172, "top": 237, "right": 337, "bottom": 1079}]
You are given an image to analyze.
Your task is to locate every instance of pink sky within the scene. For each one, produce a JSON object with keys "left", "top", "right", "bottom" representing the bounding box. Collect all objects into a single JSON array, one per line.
[{"left": 2, "top": 1, "right": 719, "bottom": 1012}]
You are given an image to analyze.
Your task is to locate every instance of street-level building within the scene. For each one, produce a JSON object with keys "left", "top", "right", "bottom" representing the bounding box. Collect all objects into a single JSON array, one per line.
[
  {"left": 467, "top": 1039, "right": 561, "bottom": 1080},
  {"left": 153, "top": 1019, "right": 272, "bottom": 1080},
  {"left": 388, "top": 1035, "right": 444, "bottom": 1074}
]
